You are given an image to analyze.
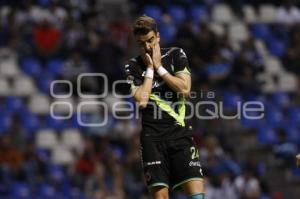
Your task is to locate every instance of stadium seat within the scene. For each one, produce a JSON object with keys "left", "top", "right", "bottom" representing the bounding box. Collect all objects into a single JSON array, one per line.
[
  {"left": 278, "top": 72, "right": 298, "bottom": 92},
  {"left": 265, "top": 106, "right": 285, "bottom": 128},
  {"left": 288, "top": 107, "right": 300, "bottom": 127},
  {"left": 212, "top": 4, "right": 235, "bottom": 24},
  {"left": 47, "top": 59, "right": 64, "bottom": 76},
  {"left": 254, "top": 39, "right": 269, "bottom": 57},
  {"left": 143, "top": 5, "right": 162, "bottom": 23},
  {"left": 271, "top": 92, "right": 291, "bottom": 108},
  {"left": 37, "top": 73, "right": 55, "bottom": 93},
  {"left": 46, "top": 114, "right": 69, "bottom": 130},
  {"left": 257, "top": 126, "right": 278, "bottom": 145},
  {"left": 28, "top": 94, "right": 50, "bottom": 114},
  {"left": 167, "top": 5, "right": 186, "bottom": 25},
  {"left": 264, "top": 56, "right": 283, "bottom": 75},
  {"left": 61, "top": 128, "right": 83, "bottom": 152},
  {"left": 243, "top": 5, "right": 257, "bottom": 23},
  {"left": 190, "top": 5, "right": 208, "bottom": 24},
  {"left": 256, "top": 73, "right": 277, "bottom": 93},
  {"left": 0, "top": 60, "right": 20, "bottom": 77},
  {"left": 12, "top": 75, "right": 36, "bottom": 96},
  {"left": 0, "top": 112, "right": 12, "bottom": 132},
  {"left": 251, "top": 24, "right": 270, "bottom": 41},
  {"left": 259, "top": 4, "right": 276, "bottom": 23},
  {"left": 20, "top": 57, "right": 42, "bottom": 77},
  {"left": 159, "top": 24, "right": 176, "bottom": 44},
  {"left": 284, "top": 126, "right": 300, "bottom": 144},
  {"left": 36, "top": 129, "right": 58, "bottom": 149},
  {"left": 267, "top": 39, "right": 286, "bottom": 57},
  {"left": 0, "top": 76, "right": 11, "bottom": 96},
  {"left": 11, "top": 183, "right": 31, "bottom": 199},
  {"left": 20, "top": 111, "right": 41, "bottom": 134},
  {"left": 37, "top": 184, "right": 58, "bottom": 199},
  {"left": 6, "top": 96, "right": 25, "bottom": 112},
  {"left": 51, "top": 145, "right": 74, "bottom": 165},
  {"left": 209, "top": 23, "right": 225, "bottom": 36},
  {"left": 228, "top": 22, "right": 249, "bottom": 43},
  {"left": 222, "top": 90, "right": 242, "bottom": 110},
  {"left": 48, "top": 164, "right": 65, "bottom": 182}
]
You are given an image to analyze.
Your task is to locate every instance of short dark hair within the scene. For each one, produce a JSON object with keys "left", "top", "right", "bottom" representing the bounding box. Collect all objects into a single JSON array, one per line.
[{"left": 133, "top": 15, "right": 157, "bottom": 35}]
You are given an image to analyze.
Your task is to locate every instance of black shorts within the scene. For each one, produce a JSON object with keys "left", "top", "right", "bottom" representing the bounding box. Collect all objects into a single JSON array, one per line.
[{"left": 140, "top": 126, "right": 204, "bottom": 190}]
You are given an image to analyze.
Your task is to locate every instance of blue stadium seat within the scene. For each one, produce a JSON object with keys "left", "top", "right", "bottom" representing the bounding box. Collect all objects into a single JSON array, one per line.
[
  {"left": 271, "top": 92, "right": 290, "bottom": 108},
  {"left": 284, "top": 126, "right": 300, "bottom": 144},
  {"left": 267, "top": 38, "right": 286, "bottom": 57},
  {"left": 47, "top": 59, "right": 64, "bottom": 76},
  {"left": 251, "top": 23, "right": 270, "bottom": 41},
  {"left": 11, "top": 183, "right": 31, "bottom": 199},
  {"left": 20, "top": 111, "right": 41, "bottom": 134},
  {"left": 143, "top": 5, "right": 162, "bottom": 23},
  {"left": 48, "top": 165, "right": 65, "bottom": 182},
  {"left": 222, "top": 90, "right": 242, "bottom": 110},
  {"left": 20, "top": 58, "right": 42, "bottom": 77},
  {"left": 289, "top": 107, "right": 300, "bottom": 127},
  {"left": 0, "top": 112, "right": 12, "bottom": 132},
  {"left": 46, "top": 114, "right": 69, "bottom": 130},
  {"left": 257, "top": 126, "right": 278, "bottom": 145},
  {"left": 265, "top": 106, "right": 284, "bottom": 128},
  {"left": 37, "top": 73, "right": 55, "bottom": 93},
  {"left": 167, "top": 6, "right": 186, "bottom": 25},
  {"left": 159, "top": 24, "right": 177, "bottom": 44},
  {"left": 37, "top": 184, "right": 58, "bottom": 199},
  {"left": 6, "top": 96, "right": 26, "bottom": 112},
  {"left": 189, "top": 5, "right": 208, "bottom": 23}
]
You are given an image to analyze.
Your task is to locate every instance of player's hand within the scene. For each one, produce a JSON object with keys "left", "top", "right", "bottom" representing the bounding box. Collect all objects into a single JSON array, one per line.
[
  {"left": 152, "top": 42, "right": 162, "bottom": 70},
  {"left": 141, "top": 49, "right": 153, "bottom": 69},
  {"left": 297, "top": 154, "right": 300, "bottom": 167}
]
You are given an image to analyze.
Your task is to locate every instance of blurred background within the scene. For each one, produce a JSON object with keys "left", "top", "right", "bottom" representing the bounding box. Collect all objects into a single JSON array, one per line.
[{"left": 0, "top": 0, "right": 300, "bottom": 198}]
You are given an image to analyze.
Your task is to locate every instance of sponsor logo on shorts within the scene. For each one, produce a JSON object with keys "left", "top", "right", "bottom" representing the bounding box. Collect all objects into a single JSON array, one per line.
[{"left": 189, "top": 161, "right": 201, "bottom": 167}]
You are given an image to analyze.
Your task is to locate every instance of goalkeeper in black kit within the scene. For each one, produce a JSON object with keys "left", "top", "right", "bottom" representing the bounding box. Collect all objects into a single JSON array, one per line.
[{"left": 124, "top": 15, "right": 205, "bottom": 199}]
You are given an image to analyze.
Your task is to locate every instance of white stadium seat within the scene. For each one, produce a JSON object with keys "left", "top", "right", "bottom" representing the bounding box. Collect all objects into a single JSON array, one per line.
[
  {"left": 36, "top": 129, "right": 58, "bottom": 149},
  {"left": 259, "top": 4, "right": 277, "bottom": 23},
  {"left": 28, "top": 93, "right": 51, "bottom": 114},
  {"left": 12, "top": 75, "right": 36, "bottom": 96},
  {"left": 255, "top": 40, "right": 269, "bottom": 57},
  {"left": 209, "top": 23, "right": 225, "bottom": 36},
  {"left": 278, "top": 72, "right": 298, "bottom": 92},
  {"left": 0, "top": 60, "right": 20, "bottom": 77},
  {"left": 212, "top": 4, "right": 235, "bottom": 24},
  {"left": 228, "top": 22, "right": 249, "bottom": 42},
  {"left": 243, "top": 5, "right": 257, "bottom": 23},
  {"left": 51, "top": 146, "right": 74, "bottom": 165},
  {"left": 61, "top": 128, "right": 83, "bottom": 152},
  {"left": 0, "top": 76, "right": 11, "bottom": 96},
  {"left": 256, "top": 73, "right": 277, "bottom": 93},
  {"left": 264, "top": 56, "right": 284, "bottom": 75}
]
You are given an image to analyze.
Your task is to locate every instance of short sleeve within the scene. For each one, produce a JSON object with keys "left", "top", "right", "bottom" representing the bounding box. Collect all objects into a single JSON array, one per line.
[
  {"left": 173, "top": 48, "right": 191, "bottom": 75},
  {"left": 124, "top": 61, "right": 143, "bottom": 90}
]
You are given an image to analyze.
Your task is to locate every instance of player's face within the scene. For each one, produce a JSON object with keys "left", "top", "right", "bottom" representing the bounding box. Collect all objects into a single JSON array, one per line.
[{"left": 135, "top": 30, "right": 160, "bottom": 56}]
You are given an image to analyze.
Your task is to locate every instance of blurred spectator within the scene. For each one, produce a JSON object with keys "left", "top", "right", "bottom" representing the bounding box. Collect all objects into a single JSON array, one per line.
[
  {"left": 205, "top": 172, "right": 238, "bottom": 199},
  {"left": 234, "top": 167, "right": 261, "bottom": 199},
  {"left": 273, "top": 129, "right": 298, "bottom": 168},
  {"left": 32, "top": 19, "right": 61, "bottom": 60}
]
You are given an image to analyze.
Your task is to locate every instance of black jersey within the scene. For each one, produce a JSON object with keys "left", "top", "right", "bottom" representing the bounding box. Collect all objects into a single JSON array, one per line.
[{"left": 125, "top": 47, "right": 191, "bottom": 140}]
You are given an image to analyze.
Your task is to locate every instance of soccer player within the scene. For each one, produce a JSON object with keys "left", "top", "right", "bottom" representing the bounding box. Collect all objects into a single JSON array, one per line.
[
  {"left": 297, "top": 154, "right": 300, "bottom": 167},
  {"left": 125, "top": 15, "right": 205, "bottom": 199}
]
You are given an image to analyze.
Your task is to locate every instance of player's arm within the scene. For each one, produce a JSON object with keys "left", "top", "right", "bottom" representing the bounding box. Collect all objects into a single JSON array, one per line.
[
  {"left": 152, "top": 44, "right": 191, "bottom": 97},
  {"left": 297, "top": 153, "right": 300, "bottom": 167},
  {"left": 159, "top": 72, "right": 191, "bottom": 97},
  {"left": 131, "top": 53, "right": 154, "bottom": 108}
]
